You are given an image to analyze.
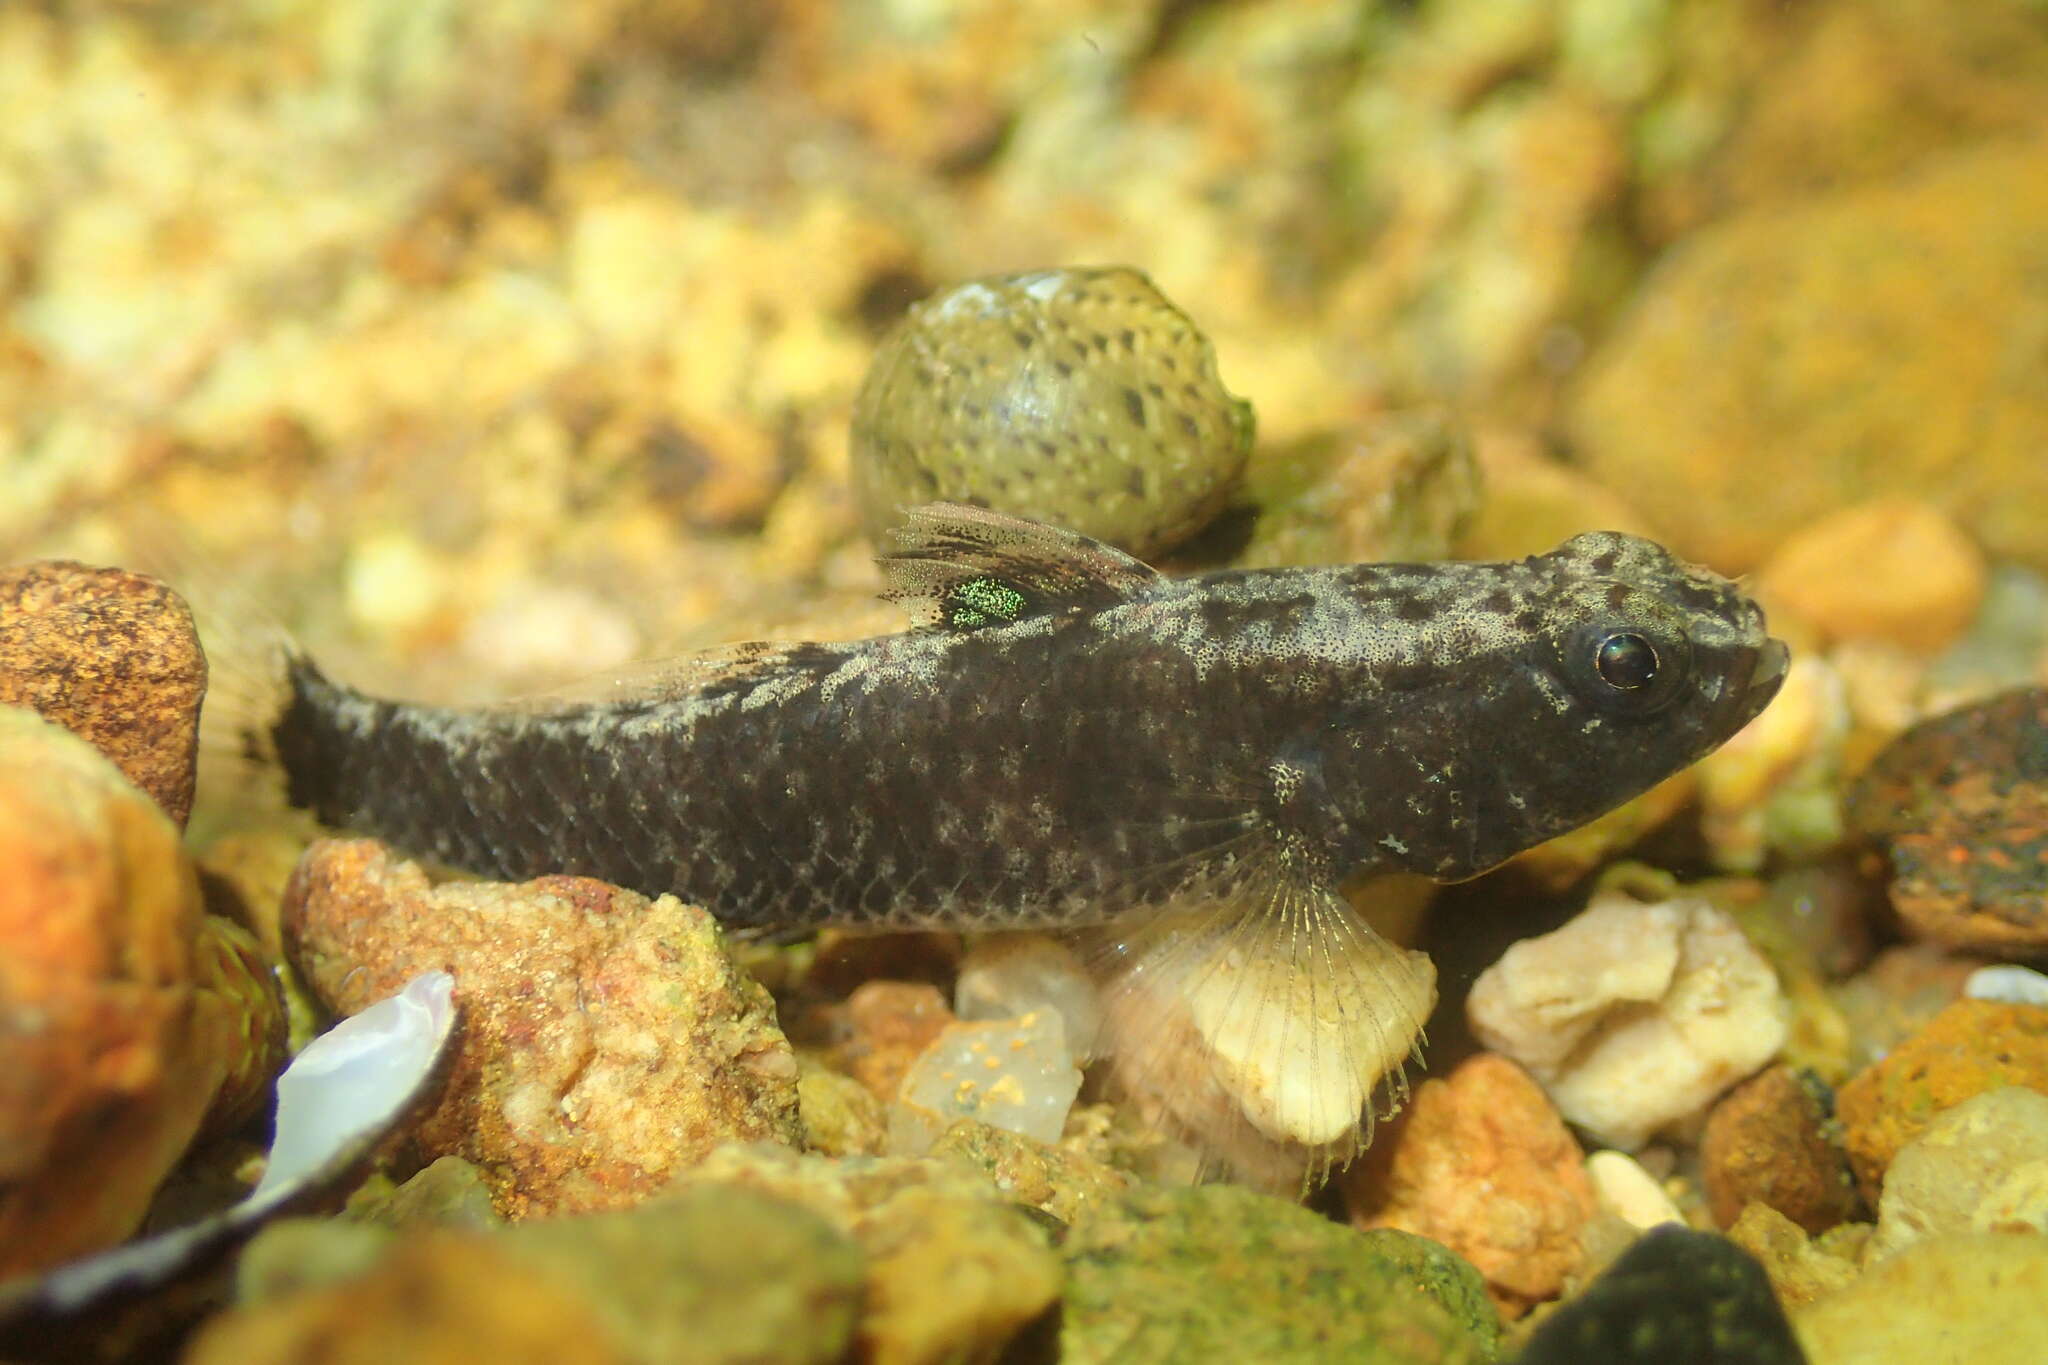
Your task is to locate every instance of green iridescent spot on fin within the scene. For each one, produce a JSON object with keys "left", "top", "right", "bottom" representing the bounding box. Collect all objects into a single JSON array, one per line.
[{"left": 946, "top": 575, "right": 1030, "bottom": 629}]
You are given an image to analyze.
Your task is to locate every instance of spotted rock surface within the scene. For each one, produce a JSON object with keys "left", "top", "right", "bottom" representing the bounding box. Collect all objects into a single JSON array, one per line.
[
  {"left": 282, "top": 838, "right": 802, "bottom": 1218},
  {"left": 0, "top": 560, "right": 207, "bottom": 827},
  {"left": 851, "top": 268, "right": 1253, "bottom": 558}
]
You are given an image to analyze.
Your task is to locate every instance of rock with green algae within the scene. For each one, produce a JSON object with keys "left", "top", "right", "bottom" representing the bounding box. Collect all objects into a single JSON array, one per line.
[
  {"left": 1187, "top": 409, "right": 1478, "bottom": 572},
  {"left": 1792, "top": 1232, "right": 2048, "bottom": 1365},
  {"left": 928, "top": 1117, "right": 1132, "bottom": 1226},
  {"left": 1516, "top": 1225, "right": 1805, "bottom": 1365},
  {"left": 672, "top": 1144, "right": 1062, "bottom": 1365},
  {"left": 851, "top": 266, "right": 1253, "bottom": 561},
  {"left": 1057, "top": 1183, "right": 1500, "bottom": 1365},
  {"left": 191, "top": 1184, "right": 864, "bottom": 1365}
]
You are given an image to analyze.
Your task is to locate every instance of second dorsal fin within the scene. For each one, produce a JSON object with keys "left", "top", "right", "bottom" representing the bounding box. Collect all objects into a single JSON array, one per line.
[{"left": 879, "top": 503, "right": 1161, "bottom": 631}]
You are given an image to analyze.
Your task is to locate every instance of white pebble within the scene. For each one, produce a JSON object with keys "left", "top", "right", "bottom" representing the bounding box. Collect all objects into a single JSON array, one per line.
[
  {"left": 1586, "top": 1150, "right": 1684, "bottom": 1229},
  {"left": 1964, "top": 964, "right": 2048, "bottom": 1007}
]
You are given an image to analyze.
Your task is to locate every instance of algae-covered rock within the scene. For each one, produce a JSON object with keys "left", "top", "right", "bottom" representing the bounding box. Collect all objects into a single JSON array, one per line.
[
  {"left": 1517, "top": 1225, "right": 1805, "bottom": 1365},
  {"left": 852, "top": 267, "right": 1252, "bottom": 559},
  {"left": 1058, "top": 1183, "right": 1500, "bottom": 1364},
  {"left": 1219, "top": 409, "right": 1478, "bottom": 571},
  {"left": 674, "top": 1145, "right": 1062, "bottom": 1365},
  {"left": 928, "top": 1118, "right": 1131, "bottom": 1226},
  {"left": 191, "top": 1184, "right": 864, "bottom": 1365}
]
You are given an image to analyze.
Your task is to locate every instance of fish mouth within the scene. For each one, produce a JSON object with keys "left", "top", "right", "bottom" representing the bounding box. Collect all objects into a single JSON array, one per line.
[{"left": 1727, "top": 636, "right": 1791, "bottom": 728}]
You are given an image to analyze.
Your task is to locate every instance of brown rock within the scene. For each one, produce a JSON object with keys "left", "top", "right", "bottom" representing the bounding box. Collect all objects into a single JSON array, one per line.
[
  {"left": 1570, "top": 141, "right": 2048, "bottom": 573},
  {"left": 1755, "top": 499, "right": 1986, "bottom": 653},
  {"left": 0, "top": 560, "right": 206, "bottom": 827},
  {"left": 835, "top": 980, "right": 955, "bottom": 1102},
  {"left": 1700, "top": 1066, "right": 1862, "bottom": 1234},
  {"left": 283, "top": 838, "right": 802, "bottom": 1219},
  {"left": 1846, "top": 688, "right": 2048, "bottom": 953},
  {"left": 1345, "top": 1052, "right": 1597, "bottom": 1319},
  {"left": 0, "top": 707, "right": 282, "bottom": 1277},
  {"left": 1835, "top": 998, "right": 2048, "bottom": 1198}
]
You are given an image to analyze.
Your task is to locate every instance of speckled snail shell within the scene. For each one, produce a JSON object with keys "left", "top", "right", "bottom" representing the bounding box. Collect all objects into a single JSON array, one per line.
[{"left": 851, "top": 267, "right": 1254, "bottom": 558}]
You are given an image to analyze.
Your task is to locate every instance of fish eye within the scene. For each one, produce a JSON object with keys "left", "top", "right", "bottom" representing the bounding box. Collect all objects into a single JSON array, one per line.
[
  {"left": 1594, "top": 632, "right": 1658, "bottom": 691},
  {"left": 1558, "top": 617, "right": 1690, "bottom": 716}
]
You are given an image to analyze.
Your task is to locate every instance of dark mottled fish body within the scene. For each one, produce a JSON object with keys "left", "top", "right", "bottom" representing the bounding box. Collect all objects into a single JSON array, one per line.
[{"left": 271, "top": 506, "right": 1787, "bottom": 933}]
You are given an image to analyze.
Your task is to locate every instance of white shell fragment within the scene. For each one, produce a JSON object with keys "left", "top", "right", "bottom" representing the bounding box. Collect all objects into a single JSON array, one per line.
[
  {"left": 890, "top": 1010, "right": 1083, "bottom": 1155},
  {"left": 1467, "top": 890, "right": 1787, "bottom": 1150},
  {"left": 0, "top": 972, "right": 460, "bottom": 1335},
  {"left": 256, "top": 970, "right": 458, "bottom": 1198}
]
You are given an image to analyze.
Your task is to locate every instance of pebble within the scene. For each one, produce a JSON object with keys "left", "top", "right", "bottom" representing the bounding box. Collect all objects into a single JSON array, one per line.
[
  {"left": 282, "top": 838, "right": 802, "bottom": 1219},
  {"left": 1060, "top": 1183, "right": 1500, "bottom": 1365},
  {"left": 190, "top": 1184, "right": 866, "bottom": 1365},
  {"left": 1792, "top": 1232, "right": 2048, "bottom": 1365},
  {"left": 1851, "top": 687, "right": 2048, "bottom": 957},
  {"left": 1834, "top": 998, "right": 2048, "bottom": 1198},
  {"left": 953, "top": 932, "right": 1101, "bottom": 1062},
  {"left": 1466, "top": 887, "right": 1788, "bottom": 1149},
  {"left": 1569, "top": 140, "right": 2048, "bottom": 573},
  {"left": 1755, "top": 499, "right": 1987, "bottom": 654},
  {"left": 1516, "top": 1226, "right": 1805, "bottom": 1365},
  {"left": 928, "top": 1118, "right": 1132, "bottom": 1226},
  {"left": 1226, "top": 409, "right": 1479, "bottom": 570},
  {"left": 1827, "top": 943, "right": 1978, "bottom": 1076},
  {"left": 850, "top": 267, "right": 1252, "bottom": 559},
  {"left": 0, "top": 707, "right": 283, "bottom": 1277},
  {"left": 1700, "top": 1065, "right": 1863, "bottom": 1234},
  {"left": 889, "top": 1010, "right": 1082, "bottom": 1153},
  {"left": 1846, "top": 687, "right": 2048, "bottom": 953},
  {"left": 1586, "top": 1150, "right": 1684, "bottom": 1231},
  {"left": 1346, "top": 1053, "right": 1598, "bottom": 1319},
  {"left": 0, "top": 560, "right": 207, "bottom": 826},
  {"left": 1725, "top": 1204, "right": 1862, "bottom": 1313},
  {"left": 673, "top": 1144, "right": 1063, "bottom": 1365},
  {"left": 1966, "top": 964, "right": 2048, "bottom": 1006},
  {"left": 1868, "top": 1086, "right": 2048, "bottom": 1259},
  {"left": 834, "top": 980, "right": 955, "bottom": 1102}
]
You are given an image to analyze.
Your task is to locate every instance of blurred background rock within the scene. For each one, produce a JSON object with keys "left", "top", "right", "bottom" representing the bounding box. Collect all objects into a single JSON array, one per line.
[{"left": 4, "top": 0, "right": 2040, "bottom": 706}]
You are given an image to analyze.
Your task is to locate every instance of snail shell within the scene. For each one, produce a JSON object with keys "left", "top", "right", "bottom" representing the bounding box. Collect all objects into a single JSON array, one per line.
[{"left": 852, "top": 267, "right": 1253, "bottom": 557}]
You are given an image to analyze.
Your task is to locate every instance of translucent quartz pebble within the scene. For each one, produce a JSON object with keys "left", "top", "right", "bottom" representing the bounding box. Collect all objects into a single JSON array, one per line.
[
  {"left": 889, "top": 1010, "right": 1083, "bottom": 1155},
  {"left": 955, "top": 934, "right": 1103, "bottom": 1063}
]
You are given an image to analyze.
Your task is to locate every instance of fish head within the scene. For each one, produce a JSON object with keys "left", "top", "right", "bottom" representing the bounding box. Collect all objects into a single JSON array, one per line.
[{"left": 1322, "top": 531, "right": 1788, "bottom": 882}]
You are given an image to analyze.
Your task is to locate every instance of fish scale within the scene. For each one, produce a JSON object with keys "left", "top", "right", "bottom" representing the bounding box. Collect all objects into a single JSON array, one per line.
[{"left": 268, "top": 504, "right": 1788, "bottom": 936}]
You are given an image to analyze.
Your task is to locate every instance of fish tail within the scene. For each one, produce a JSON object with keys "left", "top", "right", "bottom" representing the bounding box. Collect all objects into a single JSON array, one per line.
[{"left": 112, "top": 516, "right": 324, "bottom": 828}]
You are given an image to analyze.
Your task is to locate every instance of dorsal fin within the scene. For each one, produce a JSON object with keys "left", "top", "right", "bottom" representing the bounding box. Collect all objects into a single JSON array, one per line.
[
  {"left": 498, "top": 640, "right": 823, "bottom": 712},
  {"left": 879, "top": 503, "right": 1161, "bottom": 631}
]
